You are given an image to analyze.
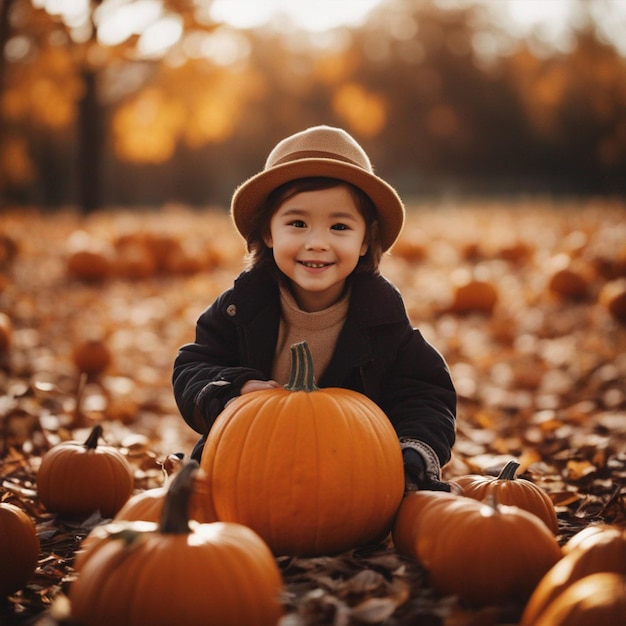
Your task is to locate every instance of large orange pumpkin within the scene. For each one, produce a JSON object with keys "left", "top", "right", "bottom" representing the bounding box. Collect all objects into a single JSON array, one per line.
[
  {"left": 70, "top": 461, "right": 284, "bottom": 626},
  {"left": 562, "top": 523, "right": 614, "bottom": 554},
  {"left": 0, "top": 503, "right": 40, "bottom": 597},
  {"left": 533, "top": 573, "right": 626, "bottom": 626},
  {"left": 451, "top": 459, "right": 559, "bottom": 533},
  {"left": 37, "top": 424, "right": 134, "bottom": 518},
  {"left": 201, "top": 341, "right": 405, "bottom": 556},
  {"left": 520, "top": 525, "right": 626, "bottom": 626}
]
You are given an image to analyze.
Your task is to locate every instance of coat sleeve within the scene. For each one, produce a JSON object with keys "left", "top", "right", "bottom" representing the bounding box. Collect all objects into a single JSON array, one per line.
[
  {"left": 172, "top": 290, "right": 266, "bottom": 435},
  {"left": 377, "top": 325, "right": 456, "bottom": 470}
]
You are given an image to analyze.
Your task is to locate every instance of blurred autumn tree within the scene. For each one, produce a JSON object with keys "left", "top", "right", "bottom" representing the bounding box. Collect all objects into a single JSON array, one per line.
[
  {"left": 0, "top": 0, "right": 625, "bottom": 211},
  {"left": 342, "top": 0, "right": 626, "bottom": 194},
  {"left": 0, "top": 0, "right": 255, "bottom": 210}
]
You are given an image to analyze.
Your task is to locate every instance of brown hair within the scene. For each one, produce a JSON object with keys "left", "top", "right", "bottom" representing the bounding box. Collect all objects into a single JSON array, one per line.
[{"left": 244, "top": 177, "right": 382, "bottom": 276}]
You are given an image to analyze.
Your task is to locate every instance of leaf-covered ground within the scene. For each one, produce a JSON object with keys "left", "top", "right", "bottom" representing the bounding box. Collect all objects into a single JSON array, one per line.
[{"left": 1, "top": 199, "right": 625, "bottom": 625}]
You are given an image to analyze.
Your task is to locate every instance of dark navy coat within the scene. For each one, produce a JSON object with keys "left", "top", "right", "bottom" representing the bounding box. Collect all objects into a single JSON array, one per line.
[{"left": 173, "top": 267, "right": 456, "bottom": 464}]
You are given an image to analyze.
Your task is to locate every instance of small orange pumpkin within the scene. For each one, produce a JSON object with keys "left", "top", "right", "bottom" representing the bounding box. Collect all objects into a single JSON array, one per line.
[
  {"left": 202, "top": 341, "right": 405, "bottom": 556},
  {"left": 37, "top": 424, "right": 134, "bottom": 518},
  {"left": 599, "top": 278, "right": 626, "bottom": 322},
  {"left": 520, "top": 525, "right": 626, "bottom": 626},
  {"left": 451, "top": 459, "right": 559, "bottom": 533},
  {"left": 533, "top": 573, "right": 626, "bottom": 626},
  {"left": 66, "top": 231, "right": 115, "bottom": 282},
  {"left": 392, "top": 490, "right": 464, "bottom": 556},
  {"left": 394, "top": 491, "right": 562, "bottom": 606},
  {"left": 0, "top": 503, "right": 40, "bottom": 597},
  {"left": 71, "top": 337, "right": 113, "bottom": 377},
  {"left": 70, "top": 460, "right": 284, "bottom": 626},
  {"left": 562, "top": 523, "right": 613, "bottom": 554},
  {"left": 115, "top": 468, "right": 217, "bottom": 524},
  {"left": 448, "top": 277, "right": 498, "bottom": 314},
  {"left": 0, "top": 312, "right": 12, "bottom": 354},
  {"left": 548, "top": 266, "right": 589, "bottom": 300}
]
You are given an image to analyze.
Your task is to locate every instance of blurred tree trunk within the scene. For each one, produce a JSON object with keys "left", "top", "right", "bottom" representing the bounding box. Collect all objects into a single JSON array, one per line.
[
  {"left": 78, "top": 68, "right": 102, "bottom": 213},
  {"left": 0, "top": 0, "right": 11, "bottom": 94},
  {"left": 0, "top": 0, "right": 15, "bottom": 207},
  {"left": 77, "top": 0, "right": 104, "bottom": 214}
]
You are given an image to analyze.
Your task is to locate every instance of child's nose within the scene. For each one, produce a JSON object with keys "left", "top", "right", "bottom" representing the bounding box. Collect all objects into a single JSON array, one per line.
[{"left": 305, "top": 228, "right": 329, "bottom": 250}]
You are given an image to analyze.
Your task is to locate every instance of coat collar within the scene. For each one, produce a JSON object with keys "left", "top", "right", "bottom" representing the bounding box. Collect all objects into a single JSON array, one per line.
[
  {"left": 227, "top": 268, "right": 409, "bottom": 379},
  {"left": 229, "top": 267, "right": 407, "bottom": 329}
]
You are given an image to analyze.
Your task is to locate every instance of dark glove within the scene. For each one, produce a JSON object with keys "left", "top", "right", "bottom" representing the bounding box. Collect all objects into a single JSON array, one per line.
[{"left": 402, "top": 447, "right": 451, "bottom": 492}]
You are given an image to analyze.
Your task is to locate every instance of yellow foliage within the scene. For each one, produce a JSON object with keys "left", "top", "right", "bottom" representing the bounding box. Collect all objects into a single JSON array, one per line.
[
  {"left": 314, "top": 51, "right": 357, "bottom": 85},
  {"left": 2, "top": 43, "right": 82, "bottom": 129},
  {"left": 183, "top": 97, "right": 235, "bottom": 147},
  {"left": 31, "top": 78, "right": 77, "bottom": 128},
  {"left": 332, "top": 83, "right": 386, "bottom": 137},
  {"left": 113, "top": 88, "right": 186, "bottom": 163},
  {"left": 1, "top": 88, "right": 28, "bottom": 122}
]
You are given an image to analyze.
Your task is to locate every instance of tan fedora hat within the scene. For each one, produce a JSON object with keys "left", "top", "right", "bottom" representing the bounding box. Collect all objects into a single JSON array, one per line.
[{"left": 231, "top": 125, "right": 405, "bottom": 252}]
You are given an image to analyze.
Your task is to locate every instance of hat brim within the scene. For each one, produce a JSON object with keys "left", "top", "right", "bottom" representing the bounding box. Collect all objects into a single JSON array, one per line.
[{"left": 231, "top": 158, "right": 405, "bottom": 252}]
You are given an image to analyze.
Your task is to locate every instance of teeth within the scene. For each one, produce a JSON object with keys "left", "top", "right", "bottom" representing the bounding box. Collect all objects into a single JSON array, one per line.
[{"left": 302, "top": 262, "right": 327, "bottom": 268}]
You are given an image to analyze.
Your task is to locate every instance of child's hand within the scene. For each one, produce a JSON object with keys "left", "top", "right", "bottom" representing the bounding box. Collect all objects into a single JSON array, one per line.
[
  {"left": 403, "top": 448, "right": 451, "bottom": 492},
  {"left": 224, "top": 379, "right": 281, "bottom": 408},
  {"left": 240, "top": 379, "right": 282, "bottom": 394}
]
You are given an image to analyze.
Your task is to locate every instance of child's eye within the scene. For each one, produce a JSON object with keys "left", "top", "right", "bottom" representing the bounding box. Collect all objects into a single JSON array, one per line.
[
  {"left": 331, "top": 223, "right": 349, "bottom": 231},
  {"left": 288, "top": 220, "right": 307, "bottom": 228}
]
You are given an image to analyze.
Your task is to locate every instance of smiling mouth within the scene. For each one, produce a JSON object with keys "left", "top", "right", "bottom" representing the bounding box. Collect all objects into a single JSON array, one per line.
[{"left": 299, "top": 261, "right": 332, "bottom": 268}]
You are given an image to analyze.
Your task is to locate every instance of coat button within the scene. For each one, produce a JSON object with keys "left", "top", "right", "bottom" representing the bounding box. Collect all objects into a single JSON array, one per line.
[{"left": 226, "top": 304, "right": 237, "bottom": 317}]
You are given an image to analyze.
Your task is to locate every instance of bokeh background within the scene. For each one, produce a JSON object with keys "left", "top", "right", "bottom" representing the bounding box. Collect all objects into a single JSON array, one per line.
[{"left": 1, "top": 0, "right": 625, "bottom": 212}]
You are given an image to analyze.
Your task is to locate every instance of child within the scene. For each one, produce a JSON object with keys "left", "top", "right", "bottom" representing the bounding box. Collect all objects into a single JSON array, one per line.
[{"left": 173, "top": 125, "right": 456, "bottom": 491}]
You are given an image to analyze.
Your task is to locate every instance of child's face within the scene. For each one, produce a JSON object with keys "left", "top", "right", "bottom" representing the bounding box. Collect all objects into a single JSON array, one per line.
[{"left": 265, "top": 185, "right": 368, "bottom": 312}]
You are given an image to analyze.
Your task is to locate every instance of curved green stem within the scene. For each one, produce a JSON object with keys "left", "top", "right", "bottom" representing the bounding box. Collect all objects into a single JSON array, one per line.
[
  {"left": 284, "top": 341, "right": 319, "bottom": 392},
  {"left": 84, "top": 424, "right": 103, "bottom": 450},
  {"left": 497, "top": 459, "right": 520, "bottom": 481},
  {"left": 159, "top": 460, "right": 199, "bottom": 534}
]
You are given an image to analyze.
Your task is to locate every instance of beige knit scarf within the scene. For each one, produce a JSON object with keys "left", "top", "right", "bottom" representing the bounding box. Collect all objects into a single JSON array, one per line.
[{"left": 271, "top": 284, "right": 350, "bottom": 385}]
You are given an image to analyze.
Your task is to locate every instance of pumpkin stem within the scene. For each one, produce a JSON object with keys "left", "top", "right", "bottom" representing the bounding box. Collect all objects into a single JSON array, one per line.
[
  {"left": 497, "top": 460, "right": 520, "bottom": 481},
  {"left": 159, "top": 459, "right": 198, "bottom": 535},
  {"left": 484, "top": 492, "right": 500, "bottom": 512},
  {"left": 284, "top": 341, "right": 319, "bottom": 392},
  {"left": 83, "top": 424, "right": 103, "bottom": 450}
]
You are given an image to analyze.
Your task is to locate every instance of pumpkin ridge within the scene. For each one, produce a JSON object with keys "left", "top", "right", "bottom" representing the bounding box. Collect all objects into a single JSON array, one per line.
[
  {"left": 107, "top": 452, "right": 132, "bottom": 518},
  {"left": 87, "top": 537, "right": 150, "bottom": 622},
  {"left": 0, "top": 503, "right": 40, "bottom": 597},
  {"left": 335, "top": 394, "right": 382, "bottom": 538},
  {"left": 317, "top": 393, "right": 363, "bottom": 540},
  {"left": 219, "top": 529, "right": 273, "bottom": 621},
  {"left": 304, "top": 391, "right": 323, "bottom": 555},
  {"left": 210, "top": 540, "right": 248, "bottom": 621},
  {"left": 264, "top": 396, "right": 292, "bottom": 551},
  {"left": 100, "top": 454, "right": 117, "bottom": 518},
  {"left": 128, "top": 541, "right": 167, "bottom": 623},
  {"left": 228, "top": 395, "right": 271, "bottom": 519},
  {"left": 232, "top": 399, "right": 260, "bottom": 524}
]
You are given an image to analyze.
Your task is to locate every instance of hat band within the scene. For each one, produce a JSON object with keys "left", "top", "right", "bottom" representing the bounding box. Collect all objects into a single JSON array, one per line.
[{"left": 269, "top": 149, "right": 370, "bottom": 171}]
